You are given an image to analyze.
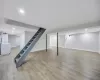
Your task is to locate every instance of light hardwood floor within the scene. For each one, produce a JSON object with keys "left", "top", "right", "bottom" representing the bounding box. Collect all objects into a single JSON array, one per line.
[
  {"left": 0, "top": 47, "right": 100, "bottom": 80},
  {"left": 18, "top": 48, "right": 100, "bottom": 80}
]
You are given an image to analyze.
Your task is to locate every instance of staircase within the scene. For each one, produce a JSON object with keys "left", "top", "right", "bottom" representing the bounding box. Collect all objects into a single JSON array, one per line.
[{"left": 14, "top": 28, "right": 46, "bottom": 68}]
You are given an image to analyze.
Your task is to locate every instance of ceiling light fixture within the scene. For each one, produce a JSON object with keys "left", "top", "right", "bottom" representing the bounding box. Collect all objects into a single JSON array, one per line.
[{"left": 18, "top": 8, "right": 25, "bottom": 15}]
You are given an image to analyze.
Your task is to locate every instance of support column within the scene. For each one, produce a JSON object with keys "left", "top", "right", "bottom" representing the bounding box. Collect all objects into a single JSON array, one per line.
[
  {"left": 57, "top": 33, "right": 58, "bottom": 56},
  {"left": 46, "top": 34, "right": 47, "bottom": 52}
]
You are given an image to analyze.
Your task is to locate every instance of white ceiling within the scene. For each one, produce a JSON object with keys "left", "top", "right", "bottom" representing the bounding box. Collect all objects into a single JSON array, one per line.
[{"left": 2, "top": 0, "right": 100, "bottom": 32}]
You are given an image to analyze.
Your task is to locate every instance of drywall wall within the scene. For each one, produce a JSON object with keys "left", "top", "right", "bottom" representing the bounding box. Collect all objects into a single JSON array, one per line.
[
  {"left": 0, "top": 33, "right": 8, "bottom": 43},
  {"left": 58, "top": 35, "right": 65, "bottom": 48},
  {"left": 8, "top": 35, "right": 20, "bottom": 48},
  {"left": 49, "top": 34, "right": 65, "bottom": 48},
  {"left": 19, "top": 32, "right": 25, "bottom": 49},
  {"left": 98, "top": 31, "right": 100, "bottom": 54},
  {"left": 0, "top": 0, "right": 4, "bottom": 25},
  {"left": 0, "top": 34, "right": 1, "bottom": 43},
  {"left": 50, "top": 34, "right": 57, "bottom": 47},
  {"left": 31, "top": 35, "right": 46, "bottom": 52},
  {"left": 2, "top": 33, "right": 8, "bottom": 43},
  {"left": 65, "top": 32, "right": 99, "bottom": 52},
  {"left": 25, "top": 31, "right": 47, "bottom": 52},
  {"left": 25, "top": 31, "right": 35, "bottom": 45},
  {"left": 20, "top": 30, "right": 100, "bottom": 53}
]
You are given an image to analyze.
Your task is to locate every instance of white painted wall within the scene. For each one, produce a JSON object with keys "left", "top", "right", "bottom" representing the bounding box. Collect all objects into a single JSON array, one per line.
[
  {"left": 65, "top": 32, "right": 99, "bottom": 52},
  {"left": 50, "top": 34, "right": 57, "bottom": 47},
  {"left": 0, "top": 0, "right": 4, "bottom": 25},
  {"left": 49, "top": 32, "right": 99, "bottom": 53},
  {"left": 31, "top": 35, "right": 46, "bottom": 52},
  {"left": 98, "top": 31, "right": 100, "bottom": 54},
  {"left": 20, "top": 32, "right": 25, "bottom": 49},
  {"left": 24, "top": 31, "right": 47, "bottom": 52},
  {"left": 58, "top": 35, "right": 65, "bottom": 48},
  {"left": 49, "top": 34, "right": 65, "bottom": 48},
  {"left": 25, "top": 31, "right": 35, "bottom": 45},
  {"left": 0, "top": 34, "right": 1, "bottom": 43},
  {"left": 0, "top": 33, "right": 8, "bottom": 43},
  {"left": 16, "top": 36, "right": 20, "bottom": 47},
  {"left": 8, "top": 35, "right": 20, "bottom": 48},
  {"left": 2, "top": 33, "right": 8, "bottom": 43}
]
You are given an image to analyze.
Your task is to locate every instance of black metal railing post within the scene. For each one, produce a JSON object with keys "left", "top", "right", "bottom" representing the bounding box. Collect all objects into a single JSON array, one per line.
[
  {"left": 57, "top": 33, "right": 58, "bottom": 56},
  {"left": 46, "top": 34, "right": 47, "bottom": 52}
]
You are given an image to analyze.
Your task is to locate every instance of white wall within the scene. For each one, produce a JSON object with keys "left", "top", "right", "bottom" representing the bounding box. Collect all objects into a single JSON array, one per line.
[
  {"left": 99, "top": 32, "right": 100, "bottom": 53},
  {"left": 8, "top": 35, "right": 20, "bottom": 48},
  {"left": 0, "top": 34, "right": 1, "bottom": 43},
  {"left": 20, "top": 32, "right": 25, "bottom": 49},
  {"left": 58, "top": 35, "right": 65, "bottom": 48},
  {"left": 65, "top": 32, "right": 99, "bottom": 52},
  {"left": 0, "top": 33, "right": 8, "bottom": 43},
  {"left": 2, "top": 33, "right": 8, "bottom": 43},
  {"left": 24, "top": 31, "right": 47, "bottom": 52},
  {"left": 18, "top": 31, "right": 47, "bottom": 52},
  {"left": 31, "top": 35, "right": 46, "bottom": 52},
  {"left": 49, "top": 32, "right": 99, "bottom": 53},
  {"left": 25, "top": 31, "right": 35, "bottom": 45},
  {"left": 50, "top": 34, "right": 57, "bottom": 47},
  {"left": 0, "top": 0, "right": 4, "bottom": 25},
  {"left": 49, "top": 34, "right": 65, "bottom": 48}
]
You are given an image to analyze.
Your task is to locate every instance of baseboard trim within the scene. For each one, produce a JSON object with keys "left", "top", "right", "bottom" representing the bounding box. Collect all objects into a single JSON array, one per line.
[
  {"left": 49, "top": 46, "right": 99, "bottom": 53},
  {"left": 65, "top": 47, "right": 99, "bottom": 53}
]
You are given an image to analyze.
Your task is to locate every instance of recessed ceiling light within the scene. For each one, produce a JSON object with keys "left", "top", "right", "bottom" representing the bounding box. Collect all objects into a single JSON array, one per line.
[{"left": 18, "top": 8, "right": 25, "bottom": 15}]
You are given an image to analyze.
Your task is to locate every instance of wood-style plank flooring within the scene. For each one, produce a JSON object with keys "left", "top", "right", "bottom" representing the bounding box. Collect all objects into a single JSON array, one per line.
[
  {"left": 0, "top": 47, "right": 100, "bottom": 80},
  {"left": 18, "top": 48, "right": 100, "bottom": 80}
]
